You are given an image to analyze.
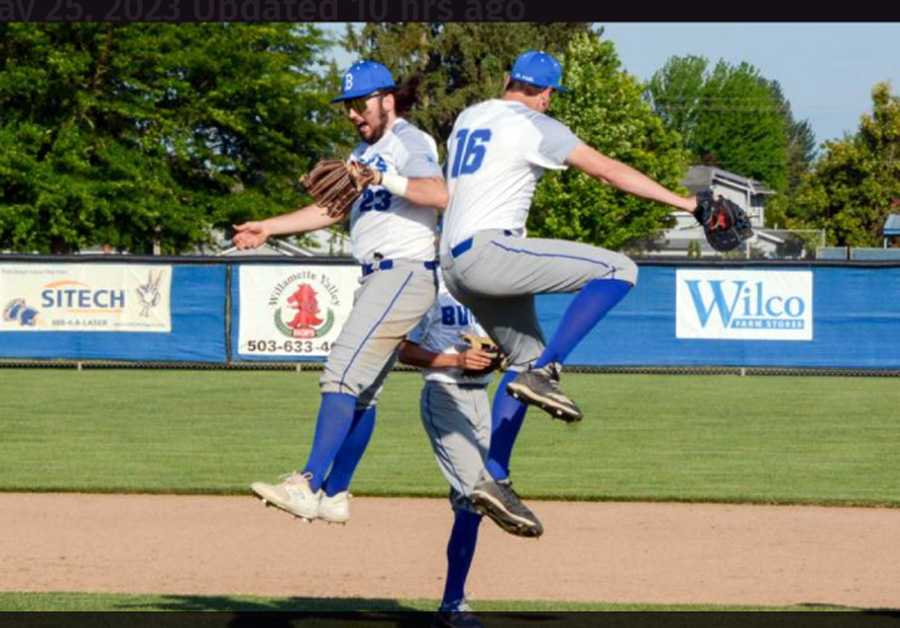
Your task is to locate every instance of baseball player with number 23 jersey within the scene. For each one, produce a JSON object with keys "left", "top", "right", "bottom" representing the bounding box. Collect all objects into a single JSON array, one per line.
[
  {"left": 234, "top": 60, "right": 447, "bottom": 524},
  {"left": 440, "top": 50, "right": 700, "bottom": 534}
]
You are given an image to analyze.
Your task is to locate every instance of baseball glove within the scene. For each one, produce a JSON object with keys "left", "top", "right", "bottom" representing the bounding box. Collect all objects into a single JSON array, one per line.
[
  {"left": 460, "top": 332, "right": 507, "bottom": 377},
  {"left": 693, "top": 190, "right": 754, "bottom": 252},
  {"left": 300, "top": 159, "right": 380, "bottom": 218}
]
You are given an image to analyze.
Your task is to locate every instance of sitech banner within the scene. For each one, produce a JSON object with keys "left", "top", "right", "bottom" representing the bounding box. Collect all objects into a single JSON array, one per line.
[
  {"left": 237, "top": 265, "right": 360, "bottom": 358},
  {"left": 1, "top": 264, "right": 172, "bottom": 333},
  {"left": 676, "top": 269, "right": 813, "bottom": 341}
]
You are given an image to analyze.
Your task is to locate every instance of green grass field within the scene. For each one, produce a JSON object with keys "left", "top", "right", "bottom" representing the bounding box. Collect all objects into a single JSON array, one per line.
[
  {"left": 1, "top": 369, "right": 898, "bottom": 506},
  {"left": 0, "top": 592, "right": 853, "bottom": 612}
]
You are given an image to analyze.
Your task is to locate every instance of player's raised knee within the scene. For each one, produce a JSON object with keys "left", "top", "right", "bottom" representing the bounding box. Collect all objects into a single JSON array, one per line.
[{"left": 613, "top": 255, "right": 638, "bottom": 286}]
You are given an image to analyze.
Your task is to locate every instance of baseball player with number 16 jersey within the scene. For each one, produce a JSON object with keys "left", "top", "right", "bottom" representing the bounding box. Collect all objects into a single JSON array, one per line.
[{"left": 440, "top": 50, "right": 700, "bottom": 533}]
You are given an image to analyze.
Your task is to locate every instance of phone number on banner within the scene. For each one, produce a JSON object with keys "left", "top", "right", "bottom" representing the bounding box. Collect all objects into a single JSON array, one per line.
[{"left": 245, "top": 339, "right": 331, "bottom": 355}]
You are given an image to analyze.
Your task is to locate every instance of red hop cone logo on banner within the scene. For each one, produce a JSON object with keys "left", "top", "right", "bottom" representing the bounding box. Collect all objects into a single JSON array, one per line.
[
  {"left": 286, "top": 283, "right": 323, "bottom": 338},
  {"left": 273, "top": 280, "right": 336, "bottom": 340}
]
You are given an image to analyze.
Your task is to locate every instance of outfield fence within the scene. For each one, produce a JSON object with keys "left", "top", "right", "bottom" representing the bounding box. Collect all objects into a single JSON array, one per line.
[{"left": 1, "top": 254, "right": 899, "bottom": 374}]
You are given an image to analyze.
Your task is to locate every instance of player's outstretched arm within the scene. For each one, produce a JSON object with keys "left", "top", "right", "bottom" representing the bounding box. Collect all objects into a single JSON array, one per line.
[
  {"left": 375, "top": 172, "right": 448, "bottom": 210},
  {"left": 232, "top": 204, "right": 344, "bottom": 250},
  {"left": 398, "top": 341, "right": 494, "bottom": 371},
  {"left": 566, "top": 143, "right": 696, "bottom": 214}
]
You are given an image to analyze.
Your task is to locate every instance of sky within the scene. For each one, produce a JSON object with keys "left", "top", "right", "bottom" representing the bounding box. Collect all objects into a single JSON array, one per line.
[{"left": 322, "top": 23, "right": 899, "bottom": 147}]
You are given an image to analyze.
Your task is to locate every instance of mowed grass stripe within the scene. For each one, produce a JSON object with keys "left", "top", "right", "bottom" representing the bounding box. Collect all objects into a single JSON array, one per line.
[
  {"left": 1, "top": 370, "right": 898, "bottom": 505},
  {"left": 0, "top": 591, "right": 857, "bottom": 612}
]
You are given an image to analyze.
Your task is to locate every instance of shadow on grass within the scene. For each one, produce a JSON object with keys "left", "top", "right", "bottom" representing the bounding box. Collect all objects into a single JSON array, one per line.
[
  {"left": 111, "top": 595, "right": 568, "bottom": 627},
  {"left": 117, "top": 594, "right": 420, "bottom": 611}
]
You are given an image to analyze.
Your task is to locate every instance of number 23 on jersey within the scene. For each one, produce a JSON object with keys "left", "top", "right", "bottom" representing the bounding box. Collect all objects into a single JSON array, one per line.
[
  {"left": 359, "top": 188, "right": 392, "bottom": 212},
  {"left": 450, "top": 128, "right": 492, "bottom": 177}
]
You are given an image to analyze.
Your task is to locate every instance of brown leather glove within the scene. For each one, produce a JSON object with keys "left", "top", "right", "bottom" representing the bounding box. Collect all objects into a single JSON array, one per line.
[{"left": 300, "top": 159, "right": 380, "bottom": 218}]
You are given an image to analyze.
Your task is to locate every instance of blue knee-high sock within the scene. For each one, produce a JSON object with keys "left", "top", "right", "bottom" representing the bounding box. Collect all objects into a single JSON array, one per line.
[
  {"left": 442, "top": 509, "right": 482, "bottom": 609},
  {"left": 321, "top": 405, "right": 376, "bottom": 497},
  {"left": 534, "top": 278, "right": 633, "bottom": 368},
  {"left": 485, "top": 370, "right": 527, "bottom": 482},
  {"left": 301, "top": 392, "right": 357, "bottom": 492}
]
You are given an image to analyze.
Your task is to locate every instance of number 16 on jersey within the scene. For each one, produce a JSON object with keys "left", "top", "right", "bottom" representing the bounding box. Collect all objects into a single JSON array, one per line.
[{"left": 450, "top": 128, "right": 492, "bottom": 177}]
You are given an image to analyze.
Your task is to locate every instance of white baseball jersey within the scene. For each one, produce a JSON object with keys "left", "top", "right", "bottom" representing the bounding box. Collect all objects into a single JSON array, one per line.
[
  {"left": 348, "top": 118, "right": 442, "bottom": 264},
  {"left": 440, "top": 99, "right": 581, "bottom": 257},
  {"left": 407, "top": 275, "right": 493, "bottom": 386}
]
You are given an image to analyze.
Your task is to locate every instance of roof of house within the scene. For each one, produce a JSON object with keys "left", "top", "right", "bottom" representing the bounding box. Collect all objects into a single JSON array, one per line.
[{"left": 682, "top": 165, "right": 775, "bottom": 196}]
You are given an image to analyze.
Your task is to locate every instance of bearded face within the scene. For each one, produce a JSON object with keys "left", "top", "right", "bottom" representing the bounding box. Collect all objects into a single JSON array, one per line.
[{"left": 345, "top": 93, "right": 392, "bottom": 144}]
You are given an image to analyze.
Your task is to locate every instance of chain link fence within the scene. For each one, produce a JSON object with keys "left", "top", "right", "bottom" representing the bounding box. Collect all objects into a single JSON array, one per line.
[{"left": 2, "top": 359, "right": 897, "bottom": 378}]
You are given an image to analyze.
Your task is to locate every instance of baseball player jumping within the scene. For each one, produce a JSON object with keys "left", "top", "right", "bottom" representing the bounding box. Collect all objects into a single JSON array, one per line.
[
  {"left": 397, "top": 269, "right": 518, "bottom": 622},
  {"left": 440, "top": 50, "right": 700, "bottom": 532},
  {"left": 233, "top": 60, "right": 446, "bottom": 524}
]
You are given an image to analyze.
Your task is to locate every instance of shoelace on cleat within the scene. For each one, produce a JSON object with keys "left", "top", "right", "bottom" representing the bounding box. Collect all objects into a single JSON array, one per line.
[{"left": 496, "top": 481, "right": 533, "bottom": 518}]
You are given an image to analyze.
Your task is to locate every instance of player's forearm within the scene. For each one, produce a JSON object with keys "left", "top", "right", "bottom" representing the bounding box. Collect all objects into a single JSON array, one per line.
[
  {"left": 262, "top": 204, "right": 343, "bottom": 236},
  {"left": 381, "top": 175, "right": 448, "bottom": 210},
  {"left": 397, "top": 341, "right": 460, "bottom": 370},
  {"left": 567, "top": 144, "right": 696, "bottom": 213},
  {"left": 605, "top": 162, "right": 696, "bottom": 213},
  {"left": 405, "top": 177, "right": 448, "bottom": 210}
]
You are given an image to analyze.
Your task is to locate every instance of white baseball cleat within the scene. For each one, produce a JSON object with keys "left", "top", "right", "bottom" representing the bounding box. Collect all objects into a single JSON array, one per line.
[
  {"left": 251, "top": 471, "right": 321, "bottom": 522},
  {"left": 318, "top": 491, "right": 351, "bottom": 524}
]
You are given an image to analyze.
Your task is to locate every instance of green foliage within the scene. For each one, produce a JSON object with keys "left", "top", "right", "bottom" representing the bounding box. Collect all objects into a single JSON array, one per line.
[
  {"left": 0, "top": 23, "right": 350, "bottom": 254},
  {"left": 644, "top": 54, "right": 708, "bottom": 147},
  {"left": 648, "top": 56, "right": 791, "bottom": 192},
  {"left": 686, "top": 239, "right": 702, "bottom": 258},
  {"left": 777, "top": 82, "right": 900, "bottom": 246},
  {"left": 529, "top": 32, "right": 691, "bottom": 249},
  {"left": 0, "top": 591, "right": 830, "bottom": 612},
  {"left": 756, "top": 81, "right": 818, "bottom": 229},
  {"left": 343, "top": 22, "right": 593, "bottom": 159}
]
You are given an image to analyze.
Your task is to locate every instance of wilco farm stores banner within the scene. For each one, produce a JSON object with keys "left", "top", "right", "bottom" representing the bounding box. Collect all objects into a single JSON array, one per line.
[
  {"left": 675, "top": 269, "right": 813, "bottom": 341},
  {"left": 237, "top": 265, "right": 360, "bottom": 358},
  {"left": 1, "top": 264, "right": 172, "bottom": 333}
]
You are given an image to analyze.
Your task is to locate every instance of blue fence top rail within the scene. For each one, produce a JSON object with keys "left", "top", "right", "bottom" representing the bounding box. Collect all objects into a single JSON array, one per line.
[{"left": 3, "top": 254, "right": 900, "bottom": 268}]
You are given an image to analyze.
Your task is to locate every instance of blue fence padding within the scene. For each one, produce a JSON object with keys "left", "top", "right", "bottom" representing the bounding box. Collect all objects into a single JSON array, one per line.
[
  {"left": 1, "top": 265, "right": 227, "bottom": 362},
  {"left": 229, "top": 267, "right": 323, "bottom": 363},
  {"left": 3, "top": 259, "right": 899, "bottom": 368},
  {"left": 538, "top": 266, "right": 900, "bottom": 368}
]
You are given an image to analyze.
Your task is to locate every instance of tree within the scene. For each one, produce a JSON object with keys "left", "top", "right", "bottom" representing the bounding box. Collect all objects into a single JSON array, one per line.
[
  {"left": 0, "top": 23, "right": 349, "bottom": 254},
  {"left": 644, "top": 54, "right": 707, "bottom": 148},
  {"left": 778, "top": 82, "right": 899, "bottom": 247},
  {"left": 647, "top": 56, "right": 791, "bottom": 192},
  {"left": 761, "top": 81, "right": 817, "bottom": 229},
  {"left": 343, "top": 22, "right": 593, "bottom": 159},
  {"left": 529, "top": 32, "right": 691, "bottom": 250}
]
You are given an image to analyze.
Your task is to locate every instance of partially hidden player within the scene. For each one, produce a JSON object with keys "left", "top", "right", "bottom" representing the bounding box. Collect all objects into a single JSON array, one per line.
[
  {"left": 234, "top": 60, "right": 447, "bottom": 523},
  {"left": 397, "top": 269, "right": 521, "bottom": 624}
]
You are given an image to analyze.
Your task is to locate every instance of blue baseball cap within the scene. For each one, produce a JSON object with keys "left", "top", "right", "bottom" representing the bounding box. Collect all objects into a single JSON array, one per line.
[
  {"left": 510, "top": 50, "right": 568, "bottom": 93},
  {"left": 332, "top": 60, "right": 396, "bottom": 103}
]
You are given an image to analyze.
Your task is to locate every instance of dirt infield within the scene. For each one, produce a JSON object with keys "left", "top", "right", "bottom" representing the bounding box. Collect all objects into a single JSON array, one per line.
[{"left": 1, "top": 493, "right": 898, "bottom": 609}]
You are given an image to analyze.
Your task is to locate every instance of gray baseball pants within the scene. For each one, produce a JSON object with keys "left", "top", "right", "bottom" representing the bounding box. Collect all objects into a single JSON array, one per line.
[
  {"left": 321, "top": 261, "right": 437, "bottom": 408},
  {"left": 441, "top": 230, "right": 638, "bottom": 371},
  {"left": 420, "top": 380, "right": 491, "bottom": 514}
]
